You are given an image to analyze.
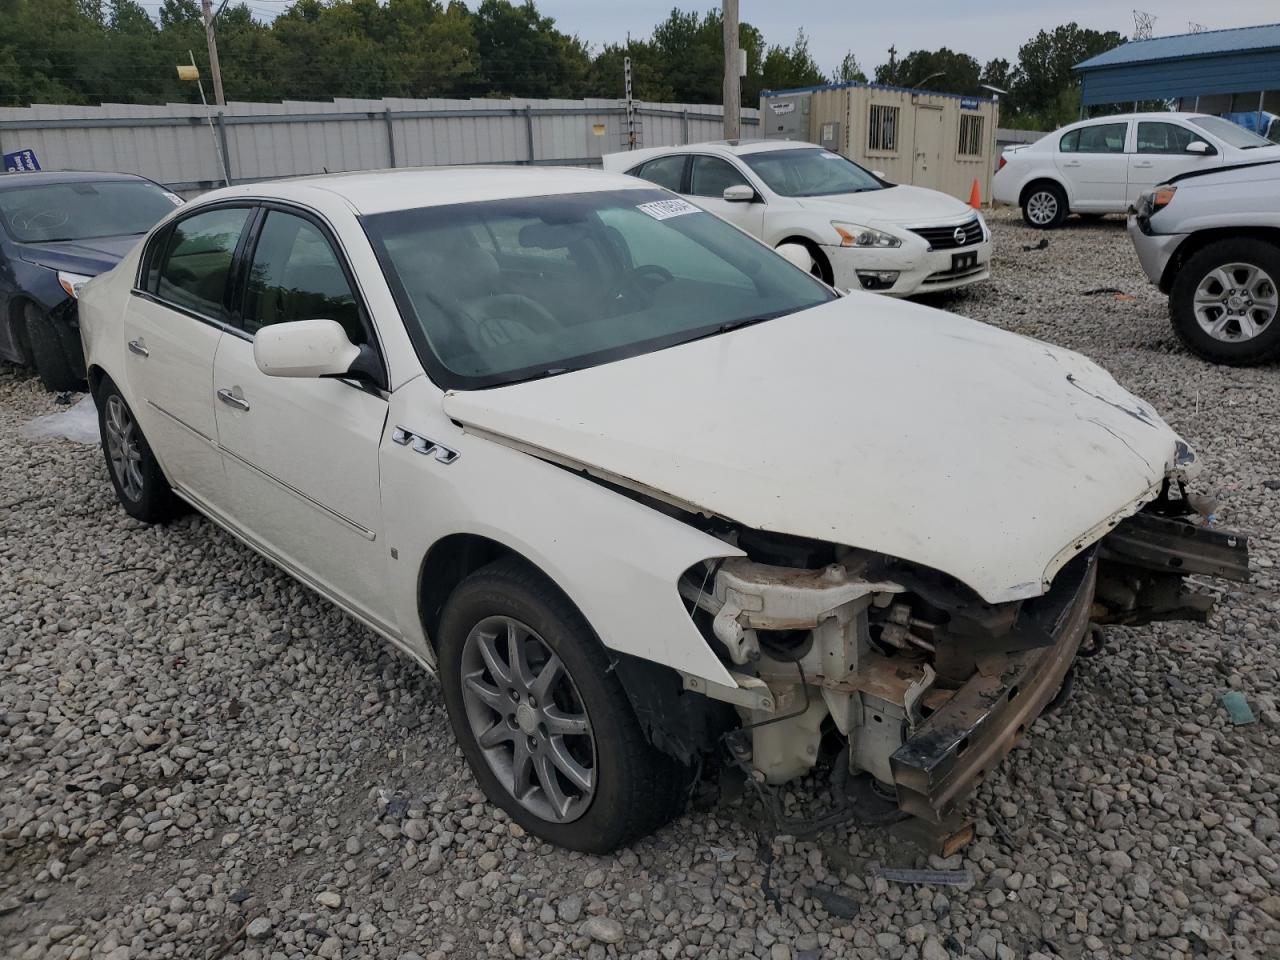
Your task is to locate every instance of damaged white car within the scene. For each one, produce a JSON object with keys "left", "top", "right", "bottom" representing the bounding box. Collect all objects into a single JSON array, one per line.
[{"left": 78, "top": 168, "right": 1248, "bottom": 853}]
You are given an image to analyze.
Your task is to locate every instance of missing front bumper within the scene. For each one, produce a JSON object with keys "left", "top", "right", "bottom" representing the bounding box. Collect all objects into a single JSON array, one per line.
[{"left": 890, "top": 552, "right": 1095, "bottom": 823}]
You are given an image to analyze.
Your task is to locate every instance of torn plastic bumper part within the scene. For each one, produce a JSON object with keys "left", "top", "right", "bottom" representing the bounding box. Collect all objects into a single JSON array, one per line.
[{"left": 891, "top": 553, "right": 1094, "bottom": 823}]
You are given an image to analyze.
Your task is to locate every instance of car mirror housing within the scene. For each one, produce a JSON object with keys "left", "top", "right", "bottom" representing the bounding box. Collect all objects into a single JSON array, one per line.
[
  {"left": 253, "top": 318, "right": 362, "bottom": 379},
  {"left": 722, "top": 184, "right": 757, "bottom": 203},
  {"left": 1185, "top": 140, "right": 1215, "bottom": 156},
  {"left": 774, "top": 242, "right": 814, "bottom": 273}
]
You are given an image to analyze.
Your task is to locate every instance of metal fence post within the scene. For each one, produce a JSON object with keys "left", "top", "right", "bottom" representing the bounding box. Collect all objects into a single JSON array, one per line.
[
  {"left": 682, "top": 109, "right": 690, "bottom": 145},
  {"left": 215, "top": 111, "right": 233, "bottom": 185},
  {"left": 384, "top": 108, "right": 397, "bottom": 168},
  {"left": 524, "top": 105, "right": 535, "bottom": 164}
]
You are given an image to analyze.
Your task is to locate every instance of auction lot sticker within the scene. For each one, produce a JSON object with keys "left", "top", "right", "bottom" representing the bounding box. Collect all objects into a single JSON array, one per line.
[{"left": 637, "top": 198, "right": 701, "bottom": 220}]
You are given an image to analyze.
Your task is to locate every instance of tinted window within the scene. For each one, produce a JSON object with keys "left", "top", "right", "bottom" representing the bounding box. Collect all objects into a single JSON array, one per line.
[
  {"left": 1061, "top": 123, "right": 1127, "bottom": 154},
  {"left": 244, "top": 211, "right": 363, "bottom": 344},
  {"left": 363, "top": 189, "right": 834, "bottom": 390},
  {"left": 1136, "top": 122, "right": 1195, "bottom": 154},
  {"left": 631, "top": 155, "right": 686, "bottom": 191},
  {"left": 155, "top": 207, "right": 251, "bottom": 319},
  {"left": 0, "top": 179, "right": 180, "bottom": 243},
  {"left": 688, "top": 156, "right": 750, "bottom": 198}
]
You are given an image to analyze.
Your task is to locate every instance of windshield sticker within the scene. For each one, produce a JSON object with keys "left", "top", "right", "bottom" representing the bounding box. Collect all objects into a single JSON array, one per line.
[
  {"left": 636, "top": 198, "right": 702, "bottom": 221},
  {"left": 162, "top": 191, "right": 184, "bottom": 206}
]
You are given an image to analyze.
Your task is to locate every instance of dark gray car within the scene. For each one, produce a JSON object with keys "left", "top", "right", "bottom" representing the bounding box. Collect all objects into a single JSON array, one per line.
[{"left": 1128, "top": 160, "right": 1280, "bottom": 365}]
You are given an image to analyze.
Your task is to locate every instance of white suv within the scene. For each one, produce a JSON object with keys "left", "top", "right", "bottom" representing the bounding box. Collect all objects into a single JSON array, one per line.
[
  {"left": 604, "top": 140, "right": 991, "bottom": 296},
  {"left": 994, "top": 112, "right": 1280, "bottom": 228}
]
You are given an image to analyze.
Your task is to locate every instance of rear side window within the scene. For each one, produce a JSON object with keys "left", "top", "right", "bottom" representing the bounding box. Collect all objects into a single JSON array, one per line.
[
  {"left": 1136, "top": 122, "right": 1195, "bottom": 154},
  {"left": 688, "top": 156, "right": 750, "bottom": 198},
  {"left": 153, "top": 207, "right": 251, "bottom": 319},
  {"left": 1061, "top": 123, "right": 1127, "bottom": 154},
  {"left": 242, "top": 210, "right": 364, "bottom": 345},
  {"left": 629, "top": 155, "right": 686, "bottom": 191}
]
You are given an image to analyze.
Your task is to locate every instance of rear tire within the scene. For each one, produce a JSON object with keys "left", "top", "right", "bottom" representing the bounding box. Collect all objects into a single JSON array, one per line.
[
  {"left": 1021, "top": 183, "right": 1068, "bottom": 229},
  {"left": 1169, "top": 238, "right": 1280, "bottom": 365},
  {"left": 96, "top": 376, "right": 184, "bottom": 523},
  {"left": 437, "top": 556, "right": 692, "bottom": 852},
  {"left": 27, "top": 304, "right": 80, "bottom": 392}
]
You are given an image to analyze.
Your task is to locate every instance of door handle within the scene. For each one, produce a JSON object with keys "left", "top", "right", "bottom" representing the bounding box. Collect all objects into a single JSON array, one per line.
[
  {"left": 1132, "top": 161, "right": 1154, "bottom": 168},
  {"left": 1062, "top": 160, "right": 1082, "bottom": 167},
  {"left": 216, "top": 387, "right": 250, "bottom": 411},
  {"left": 127, "top": 338, "right": 149, "bottom": 357}
]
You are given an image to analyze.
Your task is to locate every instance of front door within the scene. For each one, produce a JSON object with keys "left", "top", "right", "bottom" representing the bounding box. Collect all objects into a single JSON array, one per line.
[
  {"left": 211, "top": 207, "right": 394, "bottom": 632},
  {"left": 912, "top": 107, "right": 945, "bottom": 190},
  {"left": 123, "top": 204, "right": 254, "bottom": 503},
  {"left": 684, "top": 155, "right": 766, "bottom": 236},
  {"left": 1129, "top": 121, "right": 1221, "bottom": 201}
]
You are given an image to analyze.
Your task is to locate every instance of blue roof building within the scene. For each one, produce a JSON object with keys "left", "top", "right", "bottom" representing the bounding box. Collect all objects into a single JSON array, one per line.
[{"left": 1074, "top": 23, "right": 1280, "bottom": 113}]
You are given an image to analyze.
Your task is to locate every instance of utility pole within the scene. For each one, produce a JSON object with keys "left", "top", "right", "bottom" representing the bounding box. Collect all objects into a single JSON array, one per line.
[
  {"left": 722, "top": 0, "right": 740, "bottom": 140},
  {"left": 201, "top": 0, "right": 226, "bottom": 106}
]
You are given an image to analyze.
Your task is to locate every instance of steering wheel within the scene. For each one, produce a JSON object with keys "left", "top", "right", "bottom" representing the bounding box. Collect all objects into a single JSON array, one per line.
[{"left": 604, "top": 264, "right": 675, "bottom": 306}]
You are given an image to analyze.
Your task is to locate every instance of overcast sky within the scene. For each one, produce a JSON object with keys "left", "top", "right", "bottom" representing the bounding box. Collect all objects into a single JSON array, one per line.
[{"left": 526, "top": 1, "right": 1278, "bottom": 74}]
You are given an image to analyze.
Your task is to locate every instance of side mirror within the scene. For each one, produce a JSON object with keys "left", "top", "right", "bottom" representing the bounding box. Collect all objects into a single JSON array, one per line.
[
  {"left": 1186, "top": 140, "right": 1215, "bottom": 156},
  {"left": 774, "top": 242, "right": 815, "bottom": 274},
  {"left": 722, "top": 184, "right": 757, "bottom": 203},
  {"left": 253, "top": 318, "right": 361, "bottom": 379}
]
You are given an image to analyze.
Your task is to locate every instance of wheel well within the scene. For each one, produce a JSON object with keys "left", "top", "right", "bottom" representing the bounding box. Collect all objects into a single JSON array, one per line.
[
  {"left": 778, "top": 235, "right": 833, "bottom": 284},
  {"left": 418, "top": 534, "right": 519, "bottom": 651},
  {"left": 86, "top": 365, "right": 106, "bottom": 399},
  {"left": 1019, "top": 178, "right": 1066, "bottom": 209},
  {"left": 1160, "top": 227, "right": 1280, "bottom": 293}
]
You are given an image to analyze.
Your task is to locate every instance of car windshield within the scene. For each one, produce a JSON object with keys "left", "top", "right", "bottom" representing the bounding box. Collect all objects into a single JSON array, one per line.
[
  {"left": 1189, "top": 116, "right": 1276, "bottom": 150},
  {"left": 742, "top": 148, "right": 885, "bottom": 197},
  {"left": 363, "top": 188, "right": 836, "bottom": 390},
  {"left": 0, "top": 179, "right": 179, "bottom": 243}
]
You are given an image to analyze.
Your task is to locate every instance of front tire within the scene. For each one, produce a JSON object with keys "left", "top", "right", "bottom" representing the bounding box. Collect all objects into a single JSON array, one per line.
[
  {"left": 437, "top": 557, "right": 691, "bottom": 852},
  {"left": 1169, "top": 239, "right": 1280, "bottom": 365},
  {"left": 1021, "top": 183, "right": 1068, "bottom": 229},
  {"left": 27, "top": 304, "right": 80, "bottom": 392},
  {"left": 96, "top": 376, "right": 184, "bottom": 523}
]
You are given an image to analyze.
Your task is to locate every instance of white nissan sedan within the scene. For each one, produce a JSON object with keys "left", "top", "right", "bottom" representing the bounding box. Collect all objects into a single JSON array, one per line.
[
  {"left": 603, "top": 140, "right": 992, "bottom": 296},
  {"left": 79, "top": 168, "right": 1245, "bottom": 852}
]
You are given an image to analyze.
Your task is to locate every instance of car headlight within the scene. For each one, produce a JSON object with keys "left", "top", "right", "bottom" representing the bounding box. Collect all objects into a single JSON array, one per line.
[
  {"left": 832, "top": 221, "right": 902, "bottom": 249},
  {"left": 57, "top": 271, "right": 93, "bottom": 299}
]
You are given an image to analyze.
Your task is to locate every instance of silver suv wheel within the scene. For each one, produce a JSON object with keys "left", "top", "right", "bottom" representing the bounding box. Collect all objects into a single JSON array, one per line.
[{"left": 1193, "top": 262, "right": 1278, "bottom": 342}]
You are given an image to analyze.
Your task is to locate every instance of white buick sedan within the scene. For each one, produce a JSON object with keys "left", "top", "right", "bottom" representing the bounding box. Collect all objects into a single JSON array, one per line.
[
  {"left": 79, "top": 168, "right": 1244, "bottom": 852},
  {"left": 603, "top": 140, "right": 991, "bottom": 296}
]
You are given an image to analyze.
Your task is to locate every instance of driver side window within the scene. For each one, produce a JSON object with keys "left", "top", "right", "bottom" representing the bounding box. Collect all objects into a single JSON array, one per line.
[
  {"left": 688, "top": 156, "right": 750, "bottom": 198},
  {"left": 243, "top": 211, "right": 365, "bottom": 346}
]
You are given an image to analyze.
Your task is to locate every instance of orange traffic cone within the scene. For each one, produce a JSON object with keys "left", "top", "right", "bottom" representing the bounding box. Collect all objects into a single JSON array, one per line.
[{"left": 968, "top": 178, "right": 981, "bottom": 210}]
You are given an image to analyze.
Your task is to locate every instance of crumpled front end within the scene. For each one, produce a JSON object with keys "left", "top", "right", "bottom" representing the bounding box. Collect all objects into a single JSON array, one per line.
[{"left": 678, "top": 478, "right": 1249, "bottom": 830}]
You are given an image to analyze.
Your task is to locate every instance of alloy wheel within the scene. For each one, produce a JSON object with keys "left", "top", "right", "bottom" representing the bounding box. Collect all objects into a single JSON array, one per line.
[
  {"left": 104, "top": 394, "right": 145, "bottom": 502},
  {"left": 1193, "top": 262, "right": 1278, "bottom": 343},
  {"left": 459, "top": 616, "right": 597, "bottom": 824},
  {"left": 1026, "top": 191, "right": 1058, "bottom": 225}
]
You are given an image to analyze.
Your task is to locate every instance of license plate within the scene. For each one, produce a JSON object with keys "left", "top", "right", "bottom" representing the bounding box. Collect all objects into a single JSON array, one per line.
[{"left": 951, "top": 251, "right": 978, "bottom": 272}]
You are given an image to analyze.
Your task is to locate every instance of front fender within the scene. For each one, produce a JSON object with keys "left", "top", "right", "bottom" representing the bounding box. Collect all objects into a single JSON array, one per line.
[{"left": 380, "top": 376, "right": 743, "bottom": 686}]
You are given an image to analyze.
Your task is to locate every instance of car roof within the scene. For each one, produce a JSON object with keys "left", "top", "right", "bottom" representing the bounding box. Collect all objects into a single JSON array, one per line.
[
  {"left": 1073, "top": 112, "right": 1211, "bottom": 125},
  {"left": 197, "top": 166, "right": 656, "bottom": 216},
  {"left": 0, "top": 170, "right": 153, "bottom": 191}
]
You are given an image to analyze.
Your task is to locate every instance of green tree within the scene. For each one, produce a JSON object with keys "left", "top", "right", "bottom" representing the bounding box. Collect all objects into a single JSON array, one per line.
[
  {"left": 465, "top": 0, "right": 590, "bottom": 98},
  {"left": 759, "top": 28, "right": 825, "bottom": 93},
  {"left": 1013, "top": 23, "right": 1124, "bottom": 121},
  {"left": 874, "top": 46, "right": 982, "bottom": 95},
  {"left": 831, "top": 51, "right": 866, "bottom": 84}
]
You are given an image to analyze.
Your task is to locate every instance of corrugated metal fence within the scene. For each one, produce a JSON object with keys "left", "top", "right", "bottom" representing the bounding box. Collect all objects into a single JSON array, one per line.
[{"left": 0, "top": 97, "right": 760, "bottom": 196}]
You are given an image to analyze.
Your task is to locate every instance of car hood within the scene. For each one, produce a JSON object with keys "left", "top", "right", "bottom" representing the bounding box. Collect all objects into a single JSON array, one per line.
[
  {"left": 442, "top": 296, "right": 1187, "bottom": 604},
  {"left": 17, "top": 234, "right": 141, "bottom": 275},
  {"left": 796, "top": 185, "right": 976, "bottom": 225}
]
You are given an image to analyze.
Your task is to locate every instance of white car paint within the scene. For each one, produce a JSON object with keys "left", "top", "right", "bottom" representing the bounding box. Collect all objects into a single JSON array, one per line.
[
  {"left": 994, "top": 112, "right": 1280, "bottom": 219},
  {"left": 603, "top": 140, "right": 992, "bottom": 297}
]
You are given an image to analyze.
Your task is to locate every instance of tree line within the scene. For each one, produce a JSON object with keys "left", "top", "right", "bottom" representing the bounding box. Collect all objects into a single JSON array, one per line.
[{"left": 0, "top": 0, "right": 1124, "bottom": 129}]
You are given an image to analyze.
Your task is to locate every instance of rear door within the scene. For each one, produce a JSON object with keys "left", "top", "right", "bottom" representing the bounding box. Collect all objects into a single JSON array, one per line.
[
  {"left": 685, "top": 155, "right": 766, "bottom": 236},
  {"left": 1054, "top": 121, "right": 1130, "bottom": 211},
  {"left": 124, "top": 204, "right": 255, "bottom": 505},
  {"left": 1129, "top": 121, "right": 1222, "bottom": 199},
  {"left": 211, "top": 204, "right": 395, "bottom": 632}
]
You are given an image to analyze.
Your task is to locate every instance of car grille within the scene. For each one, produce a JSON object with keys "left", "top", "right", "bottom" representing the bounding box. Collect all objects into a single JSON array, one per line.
[{"left": 909, "top": 217, "right": 984, "bottom": 250}]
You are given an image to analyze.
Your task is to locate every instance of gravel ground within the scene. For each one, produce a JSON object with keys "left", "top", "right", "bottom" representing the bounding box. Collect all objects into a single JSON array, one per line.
[{"left": 3, "top": 209, "right": 1279, "bottom": 960}]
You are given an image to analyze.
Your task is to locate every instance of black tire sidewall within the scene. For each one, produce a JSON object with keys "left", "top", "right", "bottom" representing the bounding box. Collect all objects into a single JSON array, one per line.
[
  {"left": 1022, "top": 184, "right": 1067, "bottom": 229},
  {"left": 27, "top": 307, "right": 79, "bottom": 392},
  {"left": 1169, "top": 239, "right": 1280, "bottom": 365},
  {"left": 437, "top": 561, "right": 680, "bottom": 853},
  {"left": 96, "top": 377, "right": 180, "bottom": 523}
]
